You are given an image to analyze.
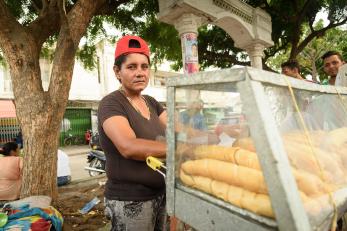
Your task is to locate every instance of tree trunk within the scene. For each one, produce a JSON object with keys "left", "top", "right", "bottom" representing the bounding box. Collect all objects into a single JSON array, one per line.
[
  {"left": 311, "top": 59, "right": 318, "bottom": 82},
  {"left": 0, "top": 0, "right": 115, "bottom": 200},
  {"left": 7, "top": 49, "right": 73, "bottom": 199},
  {"left": 20, "top": 116, "right": 61, "bottom": 199}
]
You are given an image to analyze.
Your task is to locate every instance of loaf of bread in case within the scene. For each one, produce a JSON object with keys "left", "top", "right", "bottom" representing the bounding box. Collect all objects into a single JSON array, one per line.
[
  {"left": 193, "top": 145, "right": 261, "bottom": 170},
  {"left": 180, "top": 169, "right": 275, "bottom": 218},
  {"left": 233, "top": 137, "right": 256, "bottom": 152},
  {"left": 233, "top": 131, "right": 346, "bottom": 186},
  {"left": 323, "top": 127, "right": 347, "bottom": 148},
  {"left": 292, "top": 169, "right": 330, "bottom": 196},
  {"left": 283, "top": 142, "right": 345, "bottom": 184},
  {"left": 182, "top": 157, "right": 331, "bottom": 197},
  {"left": 181, "top": 158, "right": 268, "bottom": 194},
  {"left": 180, "top": 169, "right": 324, "bottom": 218}
]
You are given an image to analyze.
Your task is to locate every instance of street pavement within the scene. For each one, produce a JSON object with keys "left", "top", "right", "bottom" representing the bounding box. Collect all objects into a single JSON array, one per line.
[{"left": 59, "top": 145, "right": 90, "bottom": 156}]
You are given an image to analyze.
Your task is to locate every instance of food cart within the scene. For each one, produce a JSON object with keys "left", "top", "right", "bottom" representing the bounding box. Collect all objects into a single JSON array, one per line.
[{"left": 165, "top": 67, "right": 347, "bottom": 230}]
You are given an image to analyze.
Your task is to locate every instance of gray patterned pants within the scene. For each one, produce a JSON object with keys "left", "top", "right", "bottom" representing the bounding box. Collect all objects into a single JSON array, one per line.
[{"left": 104, "top": 194, "right": 167, "bottom": 231}]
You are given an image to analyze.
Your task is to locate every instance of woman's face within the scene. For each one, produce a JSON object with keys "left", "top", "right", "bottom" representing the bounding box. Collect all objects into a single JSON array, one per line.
[{"left": 114, "top": 53, "right": 150, "bottom": 93}]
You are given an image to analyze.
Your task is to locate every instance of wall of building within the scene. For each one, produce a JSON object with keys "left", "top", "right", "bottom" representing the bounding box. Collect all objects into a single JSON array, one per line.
[{"left": 0, "top": 39, "right": 179, "bottom": 137}]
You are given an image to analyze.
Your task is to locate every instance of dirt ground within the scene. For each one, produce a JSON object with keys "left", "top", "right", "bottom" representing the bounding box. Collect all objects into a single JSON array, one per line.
[{"left": 55, "top": 176, "right": 109, "bottom": 231}]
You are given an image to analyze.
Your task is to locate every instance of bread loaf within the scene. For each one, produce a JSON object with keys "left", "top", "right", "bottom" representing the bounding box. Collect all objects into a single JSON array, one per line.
[
  {"left": 323, "top": 127, "right": 347, "bottom": 148},
  {"left": 180, "top": 169, "right": 274, "bottom": 218},
  {"left": 284, "top": 142, "right": 345, "bottom": 184},
  {"left": 233, "top": 137, "right": 256, "bottom": 152},
  {"left": 180, "top": 169, "right": 325, "bottom": 218},
  {"left": 193, "top": 145, "right": 261, "bottom": 170},
  {"left": 181, "top": 159, "right": 268, "bottom": 194},
  {"left": 292, "top": 169, "right": 330, "bottom": 196}
]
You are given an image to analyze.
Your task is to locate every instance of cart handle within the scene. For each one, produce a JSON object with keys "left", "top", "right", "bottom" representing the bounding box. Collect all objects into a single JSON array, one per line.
[{"left": 146, "top": 156, "right": 166, "bottom": 171}]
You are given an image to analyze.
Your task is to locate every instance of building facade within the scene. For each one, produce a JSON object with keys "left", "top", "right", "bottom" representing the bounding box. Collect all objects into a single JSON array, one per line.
[{"left": 0, "top": 39, "right": 178, "bottom": 145}]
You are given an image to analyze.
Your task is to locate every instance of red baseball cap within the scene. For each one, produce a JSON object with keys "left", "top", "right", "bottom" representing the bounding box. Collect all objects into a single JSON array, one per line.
[{"left": 115, "top": 35, "right": 150, "bottom": 60}]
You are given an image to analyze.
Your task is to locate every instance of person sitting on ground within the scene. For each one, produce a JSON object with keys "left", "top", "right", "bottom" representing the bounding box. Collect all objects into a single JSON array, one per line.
[
  {"left": 57, "top": 149, "right": 71, "bottom": 186},
  {"left": 0, "top": 142, "right": 23, "bottom": 200},
  {"left": 0, "top": 141, "right": 19, "bottom": 157},
  {"left": 321, "top": 50, "right": 346, "bottom": 85}
]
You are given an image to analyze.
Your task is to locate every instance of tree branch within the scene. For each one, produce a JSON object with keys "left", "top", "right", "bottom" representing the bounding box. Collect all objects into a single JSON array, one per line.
[
  {"left": 48, "top": 0, "right": 107, "bottom": 108},
  {"left": 296, "top": 18, "right": 347, "bottom": 55},
  {"left": 42, "top": 0, "right": 49, "bottom": 10},
  {"left": 296, "top": 0, "right": 315, "bottom": 23},
  {"left": 95, "top": 0, "right": 129, "bottom": 15},
  {"left": 289, "top": 0, "right": 316, "bottom": 58},
  {"left": 0, "top": 1, "right": 37, "bottom": 60},
  {"left": 31, "top": 0, "right": 41, "bottom": 13},
  {"left": 28, "top": 0, "right": 61, "bottom": 49}
]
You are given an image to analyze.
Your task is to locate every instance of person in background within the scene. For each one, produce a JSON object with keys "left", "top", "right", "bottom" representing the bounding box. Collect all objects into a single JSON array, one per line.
[
  {"left": 0, "top": 142, "right": 22, "bottom": 200},
  {"left": 14, "top": 130, "right": 23, "bottom": 149},
  {"left": 98, "top": 35, "right": 167, "bottom": 231},
  {"left": 57, "top": 149, "right": 71, "bottom": 186},
  {"left": 321, "top": 51, "right": 345, "bottom": 85},
  {"left": 281, "top": 59, "right": 318, "bottom": 84},
  {"left": 179, "top": 99, "right": 207, "bottom": 131},
  {"left": 0, "top": 142, "right": 19, "bottom": 157},
  {"left": 281, "top": 60, "right": 305, "bottom": 80}
]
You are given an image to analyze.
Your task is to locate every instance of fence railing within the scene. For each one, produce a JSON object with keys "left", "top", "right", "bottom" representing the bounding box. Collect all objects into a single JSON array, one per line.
[
  {"left": 1, "top": 108, "right": 92, "bottom": 146},
  {"left": 0, "top": 117, "right": 20, "bottom": 145}
]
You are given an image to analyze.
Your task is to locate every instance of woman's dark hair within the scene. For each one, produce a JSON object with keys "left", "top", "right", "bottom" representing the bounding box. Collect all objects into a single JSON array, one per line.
[
  {"left": 0, "top": 142, "right": 18, "bottom": 156},
  {"left": 321, "top": 51, "right": 344, "bottom": 62}
]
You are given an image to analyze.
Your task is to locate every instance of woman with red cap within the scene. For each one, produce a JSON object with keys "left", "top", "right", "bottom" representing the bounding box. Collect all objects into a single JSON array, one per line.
[{"left": 98, "top": 35, "right": 167, "bottom": 230}]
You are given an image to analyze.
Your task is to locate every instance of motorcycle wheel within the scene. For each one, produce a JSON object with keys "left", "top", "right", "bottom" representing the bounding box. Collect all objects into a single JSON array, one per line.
[
  {"left": 64, "top": 137, "right": 73, "bottom": 146},
  {"left": 89, "top": 158, "right": 104, "bottom": 177}
]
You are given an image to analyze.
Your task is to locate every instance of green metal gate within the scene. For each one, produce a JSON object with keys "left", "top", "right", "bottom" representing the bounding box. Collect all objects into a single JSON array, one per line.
[{"left": 59, "top": 108, "right": 92, "bottom": 146}]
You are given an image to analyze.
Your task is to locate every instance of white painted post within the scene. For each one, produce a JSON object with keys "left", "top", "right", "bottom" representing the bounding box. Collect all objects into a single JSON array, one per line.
[
  {"left": 244, "top": 43, "right": 265, "bottom": 69},
  {"left": 174, "top": 13, "right": 203, "bottom": 74}
]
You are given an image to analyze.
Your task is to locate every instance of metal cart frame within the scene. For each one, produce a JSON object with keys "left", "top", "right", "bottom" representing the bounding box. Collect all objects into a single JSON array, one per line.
[{"left": 165, "top": 67, "right": 347, "bottom": 231}]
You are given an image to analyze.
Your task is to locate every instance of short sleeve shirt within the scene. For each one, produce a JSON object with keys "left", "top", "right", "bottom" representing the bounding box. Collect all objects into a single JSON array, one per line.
[{"left": 98, "top": 90, "right": 165, "bottom": 201}]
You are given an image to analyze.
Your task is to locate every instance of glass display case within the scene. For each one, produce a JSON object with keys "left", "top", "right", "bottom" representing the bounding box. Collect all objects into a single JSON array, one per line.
[{"left": 165, "top": 67, "right": 347, "bottom": 231}]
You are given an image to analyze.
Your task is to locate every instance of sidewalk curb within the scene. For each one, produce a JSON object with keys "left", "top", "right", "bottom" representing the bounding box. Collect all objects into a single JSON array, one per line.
[
  {"left": 60, "top": 175, "right": 106, "bottom": 189},
  {"left": 67, "top": 151, "right": 89, "bottom": 157}
]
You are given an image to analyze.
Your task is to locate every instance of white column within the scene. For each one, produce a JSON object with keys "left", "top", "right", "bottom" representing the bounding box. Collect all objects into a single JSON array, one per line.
[{"left": 244, "top": 43, "right": 265, "bottom": 69}]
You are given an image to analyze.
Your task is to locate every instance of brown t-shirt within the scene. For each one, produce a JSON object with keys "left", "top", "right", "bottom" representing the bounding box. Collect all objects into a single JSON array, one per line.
[{"left": 98, "top": 90, "right": 165, "bottom": 201}]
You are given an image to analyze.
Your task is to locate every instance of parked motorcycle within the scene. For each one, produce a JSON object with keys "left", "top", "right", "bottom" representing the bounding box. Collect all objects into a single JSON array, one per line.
[{"left": 85, "top": 149, "right": 106, "bottom": 176}]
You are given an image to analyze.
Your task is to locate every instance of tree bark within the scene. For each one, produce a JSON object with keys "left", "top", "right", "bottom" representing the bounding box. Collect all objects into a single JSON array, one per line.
[{"left": 0, "top": 0, "right": 108, "bottom": 200}]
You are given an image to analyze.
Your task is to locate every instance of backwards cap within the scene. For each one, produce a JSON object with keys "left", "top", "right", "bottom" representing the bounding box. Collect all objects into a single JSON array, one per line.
[{"left": 114, "top": 35, "right": 150, "bottom": 60}]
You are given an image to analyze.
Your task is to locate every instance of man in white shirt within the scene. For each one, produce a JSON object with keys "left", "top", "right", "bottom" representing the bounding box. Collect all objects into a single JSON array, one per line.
[
  {"left": 335, "top": 63, "right": 347, "bottom": 87},
  {"left": 57, "top": 149, "right": 71, "bottom": 186}
]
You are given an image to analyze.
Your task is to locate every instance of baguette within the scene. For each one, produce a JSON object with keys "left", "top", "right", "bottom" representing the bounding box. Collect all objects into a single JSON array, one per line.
[
  {"left": 233, "top": 137, "right": 256, "bottom": 152},
  {"left": 180, "top": 169, "right": 324, "bottom": 219},
  {"left": 193, "top": 145, "right": 261, "bottom": 170},
  {"left": 181, "top": 159, "right": 268, "bottom": 194},
  {"left": 284, "top": 142, "right": 345, "bottom": 184},
  {"left": 292, "top": 169, "right": 330, "bottom": 196},
  {"left": 180, "top": 169, "right": 274, "bottom": 218}
]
